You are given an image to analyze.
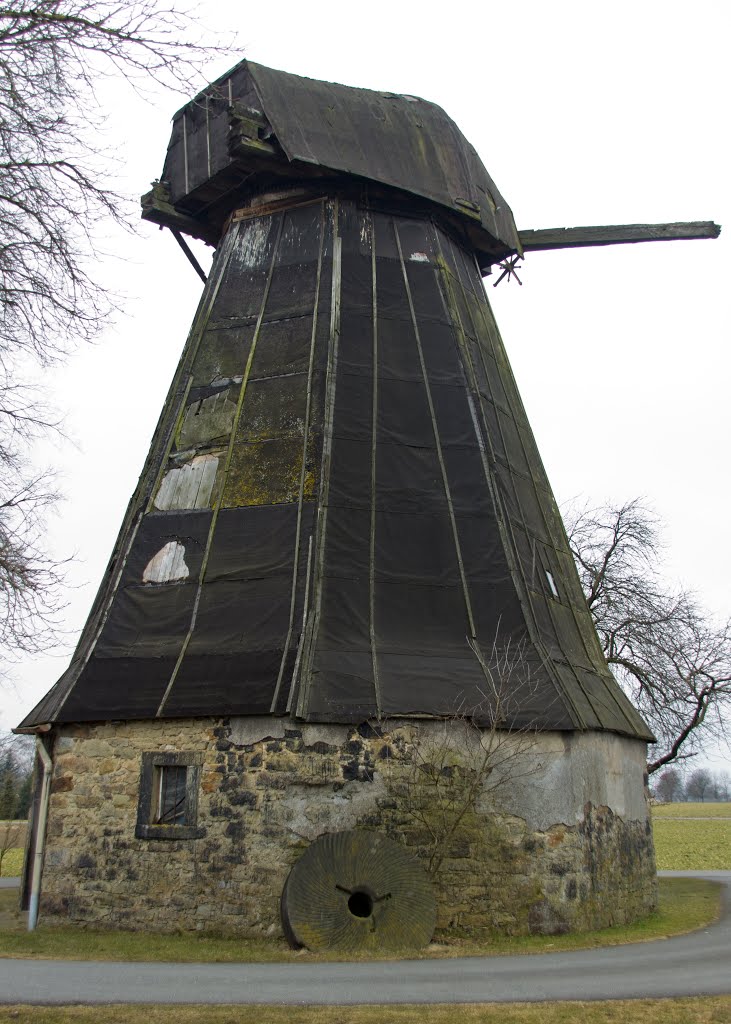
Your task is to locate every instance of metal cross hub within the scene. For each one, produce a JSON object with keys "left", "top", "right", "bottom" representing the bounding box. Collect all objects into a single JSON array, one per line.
[{"left": 493, "top": 254, "right": 524, "bottom": 287}]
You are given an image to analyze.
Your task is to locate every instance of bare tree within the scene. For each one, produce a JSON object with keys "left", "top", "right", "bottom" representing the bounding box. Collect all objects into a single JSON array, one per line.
[
  {"left": 712, "top": 772, "right": 730, "bottom": 801},
  {"left": 566, "top": 499, "right": 731, "bottom": 775},
  {"left": 685, "top": 768, "right": 713, "bottom": 803},
  {"left": 0, "top": 3, "right": 231, "bottom": 662},
  {"left": 654, "top": 768, "right": 683, "bottom": 803}
]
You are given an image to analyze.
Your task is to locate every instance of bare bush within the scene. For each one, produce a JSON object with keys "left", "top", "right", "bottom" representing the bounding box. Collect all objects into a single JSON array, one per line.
[{"left": 384, "top": 641, "right": 548, "bottom": 876}]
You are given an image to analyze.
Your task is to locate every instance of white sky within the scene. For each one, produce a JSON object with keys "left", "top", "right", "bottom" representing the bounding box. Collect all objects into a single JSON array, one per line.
[{"left": 2, "top": 0, "right": 729, "bottom": 772}]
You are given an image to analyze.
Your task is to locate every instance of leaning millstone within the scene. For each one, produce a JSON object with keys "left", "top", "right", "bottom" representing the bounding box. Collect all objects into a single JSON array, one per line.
[{"left": 281, "top": 829, "right": 436, "bottom": 952}]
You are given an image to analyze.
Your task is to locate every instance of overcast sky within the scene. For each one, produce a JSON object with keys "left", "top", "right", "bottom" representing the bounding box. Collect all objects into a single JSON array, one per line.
[{"left": 2, "top": 0, "right": 729, "bottom": 770}]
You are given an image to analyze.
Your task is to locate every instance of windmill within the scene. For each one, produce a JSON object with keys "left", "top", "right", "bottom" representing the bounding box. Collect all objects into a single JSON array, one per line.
[{"left": 16, "top": 61, "right": 718, "bottom": 942}]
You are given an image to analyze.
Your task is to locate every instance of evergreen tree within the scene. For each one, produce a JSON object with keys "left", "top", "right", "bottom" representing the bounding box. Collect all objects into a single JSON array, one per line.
[
  {"left": 15, "top": 769, "right": 33, "bottom": 819},
  {"left": 0, "top": 754, "right": 16, "bottom": 819}
]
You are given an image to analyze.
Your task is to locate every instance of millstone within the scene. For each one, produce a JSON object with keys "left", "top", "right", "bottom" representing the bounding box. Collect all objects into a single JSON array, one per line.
[{"left": 280, "top": 830, "right": 436, "bottom": 952}]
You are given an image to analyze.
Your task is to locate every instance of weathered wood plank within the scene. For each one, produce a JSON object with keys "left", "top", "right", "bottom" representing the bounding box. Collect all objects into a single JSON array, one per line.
[
  {"left": 154, "top": 455, "right": 219, "bottom": 511},
  {"left": 142, "top": 541, "right": 189, "bottom": 584},
  {"left": 518, "top": 221, "right": 721, "bottom": 252}
]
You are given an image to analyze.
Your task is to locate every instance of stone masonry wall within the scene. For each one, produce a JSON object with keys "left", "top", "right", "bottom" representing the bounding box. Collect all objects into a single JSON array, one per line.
[{"left": 39, "top": 716, "right": 657, "bottom": 936}]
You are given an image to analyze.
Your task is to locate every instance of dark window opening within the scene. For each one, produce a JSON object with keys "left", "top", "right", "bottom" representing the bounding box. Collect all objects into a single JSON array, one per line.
[{"left": 154, "top": 764, "right": 188, "bottom": 825}]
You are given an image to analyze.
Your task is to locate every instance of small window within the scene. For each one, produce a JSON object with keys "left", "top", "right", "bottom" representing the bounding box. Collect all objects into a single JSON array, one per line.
[{"left": 136, "top": 752, "right": 204, "bottom": 840}]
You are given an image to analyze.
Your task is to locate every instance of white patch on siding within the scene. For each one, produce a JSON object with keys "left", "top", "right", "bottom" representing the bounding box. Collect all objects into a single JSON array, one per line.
[
  {"left": 359, "top": 215, "right": 373, "bottom": 251},
  {"left": 143, "top": 541, "right": 189, "bottom": 584},
  {"left": 234, "top": 217, "right": 271, "bottom": 269},
  {"left": 545, "top": 570, "right": 560, "bottom": 599},
  {"left": 154, "top": 454, "right": 219, "bottom": 511}
]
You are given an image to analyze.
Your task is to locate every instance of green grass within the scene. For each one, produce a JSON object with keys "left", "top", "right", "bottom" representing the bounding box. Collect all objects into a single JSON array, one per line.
[
  {"left": 653, "top": 802, "right": 731, "bottom": 818},
  {"left": 0, "top": 998, "right": 730, "bottom": 1024},
  {"left": 0, "top": 820, "right": 27, "bottom": 877},
  {"left": 653, "top": 819, "right": 731, "bottom": 870},
  {"left": 651, "top": 801, "right": 731, "bottom": 870},
  {"left": 0, "top": 877, "right": 720, "bottom": 963},
  {"left": 0, "top": 847, "right": 23, "bottom": 877}
]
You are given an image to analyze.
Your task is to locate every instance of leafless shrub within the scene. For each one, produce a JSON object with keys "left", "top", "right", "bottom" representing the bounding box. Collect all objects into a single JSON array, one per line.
[{"left": 384, "top": 639, "right": 549, "bottom": 877}]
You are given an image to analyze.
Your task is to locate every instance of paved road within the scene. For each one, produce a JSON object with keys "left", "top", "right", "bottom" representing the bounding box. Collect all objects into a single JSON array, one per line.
[{"left": 0, "top": 872, "right": 728, "bottom": 1005}]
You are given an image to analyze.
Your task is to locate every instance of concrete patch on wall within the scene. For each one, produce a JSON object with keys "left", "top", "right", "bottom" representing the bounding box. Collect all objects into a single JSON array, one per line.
[
  {"left": 228, "top": 717, "right": 286, "bottom": 747},
  {"left": 301, "top": 723, "right": 349, "bottom": 748},
  {"left": 477, "top": 730, "right": 651, "bottom": 831}
]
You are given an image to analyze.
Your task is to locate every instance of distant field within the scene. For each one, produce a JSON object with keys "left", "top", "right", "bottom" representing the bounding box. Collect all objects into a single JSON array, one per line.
[
  {"left": 653, "top": 802, "right": 731, "bottom": 818},
  {"left": 0, "top": 822, "right": 26, "bottom": 878},
  {"left": 652, "top": 803, "right": 731, "bottom": 870}
]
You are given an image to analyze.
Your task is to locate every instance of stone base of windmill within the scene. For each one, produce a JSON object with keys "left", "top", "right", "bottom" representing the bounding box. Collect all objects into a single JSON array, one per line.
[{"left": 37, "top": 716, "right": 656, "bottom": 941}]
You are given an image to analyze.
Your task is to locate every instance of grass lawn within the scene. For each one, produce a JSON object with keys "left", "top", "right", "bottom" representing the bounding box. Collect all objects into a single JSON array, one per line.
[
  {"left": 651, "top": 802, "right": 731, "bottom": 870},
  {"left": 0, "top": 820, "right": 26, "bottom": 878},
  {"left": 0, "top": 998, "right": 730, "bottom": 1024},
  {"left": 653, "top": 820, "right": 731, "bottom": 870},
  {"left": 0, "top": 876, "right": 720, "bottom": 962},
  {"left": 0, "top": 847, "right": 23, "bottom": 877}
]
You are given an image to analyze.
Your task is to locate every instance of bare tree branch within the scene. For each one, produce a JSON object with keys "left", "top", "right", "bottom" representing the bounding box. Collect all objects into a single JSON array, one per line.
[
  {"left": 565, "top": 499, "right": 731, "bottom": 773},
  {"left": 0, "top": 2, "right": 234, "bottom": 666}
]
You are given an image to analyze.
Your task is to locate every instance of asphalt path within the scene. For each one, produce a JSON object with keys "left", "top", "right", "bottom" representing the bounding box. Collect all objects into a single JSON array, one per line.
[{"left": 0, "top": 871, "right": 728, "bottom": 1005}]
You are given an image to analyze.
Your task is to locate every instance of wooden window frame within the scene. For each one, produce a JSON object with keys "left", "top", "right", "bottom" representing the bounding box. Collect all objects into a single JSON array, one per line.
[{"left": 135, "top": 751, "right": 205, "bottom": 840}]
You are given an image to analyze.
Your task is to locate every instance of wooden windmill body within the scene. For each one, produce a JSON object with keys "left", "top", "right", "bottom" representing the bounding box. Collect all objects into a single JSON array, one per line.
[{"left": 16, "top": 61, "right": 718, "bottom": 940}]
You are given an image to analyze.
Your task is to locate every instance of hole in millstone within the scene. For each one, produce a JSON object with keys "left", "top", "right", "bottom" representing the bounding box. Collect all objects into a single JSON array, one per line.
[{"left": 347, "top": 890, "right": 374, "bottom": 918}]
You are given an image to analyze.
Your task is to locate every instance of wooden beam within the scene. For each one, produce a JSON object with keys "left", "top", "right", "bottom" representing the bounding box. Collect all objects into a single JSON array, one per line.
[
  {"left": 141, "top": 187, "right": 220, "bottom": 247},
  {"left": 171, "top": 229, "right": 208, "bottom": 284},
  {"left": 518, "top": 221, "right": 721, "bottom": 252}
]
